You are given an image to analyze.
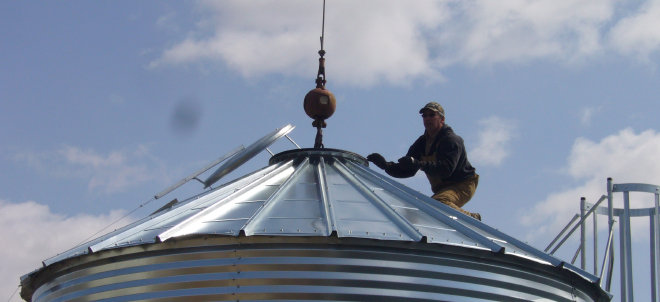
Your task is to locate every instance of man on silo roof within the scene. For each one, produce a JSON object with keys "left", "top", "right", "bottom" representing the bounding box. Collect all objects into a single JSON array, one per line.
[{"left": 367, "top": 102, "right": 481, "bottom": 220}]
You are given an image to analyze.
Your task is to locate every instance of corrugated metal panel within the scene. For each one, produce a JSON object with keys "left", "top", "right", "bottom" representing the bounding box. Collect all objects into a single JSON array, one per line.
[{"left": 29, "top": 238, "right": 606, "bottom": 302}]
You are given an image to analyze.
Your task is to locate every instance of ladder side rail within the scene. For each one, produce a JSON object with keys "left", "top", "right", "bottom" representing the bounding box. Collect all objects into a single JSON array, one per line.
[
  {"left": 599, "top": 223, "right": 615, "bottom": 289},
  {"left": 593, "top": 202, "right": 598, "bottom": 275},
  {"left": 618, "top": 204, "right": 628, "bottom": 302},
  {"left": 650, "top": 210, "right": 658, "bottom": 302},
  {"left": 549, "top": 194, "right": 608, "bottom": 255},
  {"left": 606, "top": 178, "right": 615, "bottom": 294},
  {"left": 571, "top": 244, "right": 582, "bottom": 265},
  {"left": 580, "top": 197, "right": 587, "bottom": 270},
  {"left": 545, "top": 214, "right": 580, "bottom": 252},
  {"left": 618, "top": 191, "right": 633, "bottom": 302},
  {"left": 652, "top": 190, "right": 660, "bottom": 302}
]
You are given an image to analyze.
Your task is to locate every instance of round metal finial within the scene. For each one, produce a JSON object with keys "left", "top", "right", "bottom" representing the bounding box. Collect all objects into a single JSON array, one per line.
[{"left": 304, "top": 87, "right": 336, "bottom": 121}]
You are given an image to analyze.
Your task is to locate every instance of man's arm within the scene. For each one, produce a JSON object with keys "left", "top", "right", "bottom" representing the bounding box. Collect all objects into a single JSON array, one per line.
[
  {"left": 367, "top": 135, "right": 426, "bottom": 178},
  {"left": 367, "top": 153, "right": 418, "bottom": 178},
  {"left": 385, "top": 161, "right": 419, "bottom": 178}
]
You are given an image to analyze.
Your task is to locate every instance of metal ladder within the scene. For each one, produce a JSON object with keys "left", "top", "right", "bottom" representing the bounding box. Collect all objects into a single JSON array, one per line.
[{"left": 546, "top": 178, "right": 660, "bottom": 302}]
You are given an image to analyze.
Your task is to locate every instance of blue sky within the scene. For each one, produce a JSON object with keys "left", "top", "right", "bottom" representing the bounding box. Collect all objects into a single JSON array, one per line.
[{"left": 2, "top": 1, "right": 660, "bottom": 300}]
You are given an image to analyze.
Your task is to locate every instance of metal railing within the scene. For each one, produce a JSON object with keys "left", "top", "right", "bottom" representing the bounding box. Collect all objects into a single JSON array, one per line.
[{"left": 545, "top": 178, "right": 660, "bottom": 302}]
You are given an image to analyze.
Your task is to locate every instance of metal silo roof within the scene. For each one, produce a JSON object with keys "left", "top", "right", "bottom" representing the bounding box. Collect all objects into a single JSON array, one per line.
[
  {"left": 40, "top": 147, "right": 587, "bottom": 272},
  {"left": 21, "top": 144, "right": 611, "bottom": 301}
]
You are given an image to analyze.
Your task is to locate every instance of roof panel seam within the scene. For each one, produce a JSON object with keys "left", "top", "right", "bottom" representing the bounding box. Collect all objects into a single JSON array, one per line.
[
  {"left": 318, "top": 157, "right": 337, "bottom": 236},
  {"left": 241, "top": 159, "right": 311, "bottom": 236},
  {"left": 156, "top": 160, "right": 295, "bottom": 242},
  {"left": 86, "top": 163, "right": 286, "bottom": 253},
  {"left": 333, "top": 160, "right": 424, "bottom": 242},
  {"left": 348, "top": 162, "right": 504, "bottom": 253}
]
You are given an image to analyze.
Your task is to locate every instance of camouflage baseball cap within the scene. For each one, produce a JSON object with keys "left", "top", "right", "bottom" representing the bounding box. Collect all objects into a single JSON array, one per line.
[{"left": 419, "top": 102, "right": 445, "bottom": 117}]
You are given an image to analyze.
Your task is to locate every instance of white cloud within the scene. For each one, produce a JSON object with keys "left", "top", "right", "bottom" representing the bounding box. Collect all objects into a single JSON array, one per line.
[
  {"left": 148, "top": 0, "right": 446, "bottom": 86},
  {"left": 14, "top": 145, "right": 161, "bottom": 193},
  {"left": 444, "top": 0, "right": 614, "bottom": 65},
  {"left": 0, "top": 199, "right": 126, "bottom": 301},
  {"left": 151, "top": 0, "right": 444, "bottom": 86},
  {"left": 608, "top": 0, "right": 660, "bottom": 60},
  {"left": 522, "top": 128, "right": 660, "bottom": 242},
  {"left": 470, "top": 116, "right": 517, "bottom": 166},
  {"left": 150, "top": 0, "right": 660, "bottom": 86}
]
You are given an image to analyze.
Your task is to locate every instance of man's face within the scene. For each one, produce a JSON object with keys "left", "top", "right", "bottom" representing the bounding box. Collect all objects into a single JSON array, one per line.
[{"left": 421, "top": 109, "right": 444, "bottom": 133}]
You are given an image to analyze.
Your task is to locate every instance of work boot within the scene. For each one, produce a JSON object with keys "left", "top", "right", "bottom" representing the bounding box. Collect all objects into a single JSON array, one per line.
[{"left": 470, "top": 212, "right": 481, "bottom": 221}]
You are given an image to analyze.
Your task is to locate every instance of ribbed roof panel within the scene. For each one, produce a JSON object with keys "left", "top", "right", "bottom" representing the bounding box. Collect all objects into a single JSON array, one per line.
[{"left": 32, "top": 148, "right": 605, "bottom": 296}]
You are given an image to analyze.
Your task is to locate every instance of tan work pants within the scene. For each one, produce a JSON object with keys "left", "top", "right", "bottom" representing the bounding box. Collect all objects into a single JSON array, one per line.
[{"left": 431, "top": 174, "right": 479, "bottom": 217}]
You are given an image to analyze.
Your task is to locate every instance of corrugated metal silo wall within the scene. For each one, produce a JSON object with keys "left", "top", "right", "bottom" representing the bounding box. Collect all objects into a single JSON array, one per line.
[{"left": 24, "top": 237, "right": 607, "bottom": 302}]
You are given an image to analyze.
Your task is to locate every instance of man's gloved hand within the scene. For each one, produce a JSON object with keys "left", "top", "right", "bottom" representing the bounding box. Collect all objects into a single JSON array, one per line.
[
  {"left": 367, "top": 153, "right": 388, "bottom": 169},
  {"left": 397, "top": 156, "right": 420, "bottom": 169}
]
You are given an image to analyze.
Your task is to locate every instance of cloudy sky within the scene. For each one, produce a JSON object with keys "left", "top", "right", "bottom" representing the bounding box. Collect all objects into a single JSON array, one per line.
[{"left": 2, "top": 0, "right": 660, "bottom": 300}]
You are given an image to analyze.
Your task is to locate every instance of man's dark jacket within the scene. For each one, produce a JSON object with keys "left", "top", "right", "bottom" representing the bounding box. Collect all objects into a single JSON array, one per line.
[{"left": 385, "top": 124, "right": 476, "bottom": 192}]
